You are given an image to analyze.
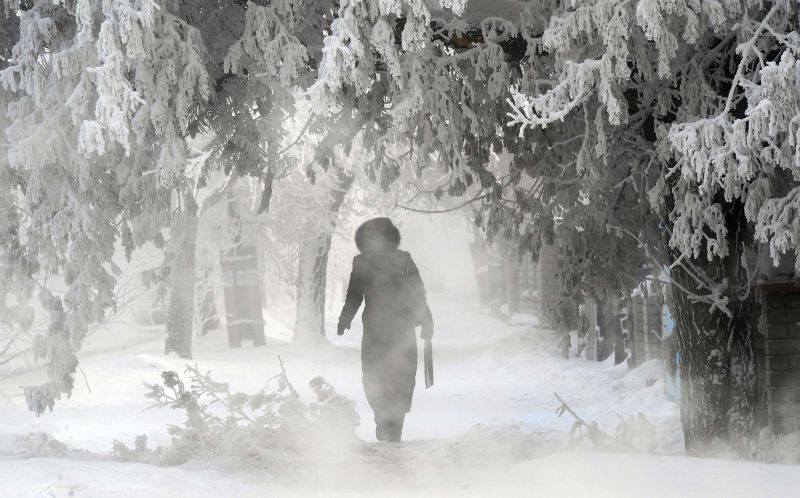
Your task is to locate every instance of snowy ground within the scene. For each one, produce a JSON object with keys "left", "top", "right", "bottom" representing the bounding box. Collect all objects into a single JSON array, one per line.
[{"left": 2, "top": 294, "right": 799, "bottom": 497}]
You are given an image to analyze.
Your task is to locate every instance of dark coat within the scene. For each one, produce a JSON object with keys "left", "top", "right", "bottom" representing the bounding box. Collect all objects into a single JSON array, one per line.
[{"left": 338, "top": 249, "right": 433, "bottom": 415}]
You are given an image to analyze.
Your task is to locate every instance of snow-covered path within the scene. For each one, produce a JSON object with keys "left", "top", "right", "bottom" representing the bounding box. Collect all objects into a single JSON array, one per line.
[
  {"left": 1, "top": 295, "right": 798, "bottom": 497},
  {"left": 328, "top": 296, "right": 682, "bottom": 448}
]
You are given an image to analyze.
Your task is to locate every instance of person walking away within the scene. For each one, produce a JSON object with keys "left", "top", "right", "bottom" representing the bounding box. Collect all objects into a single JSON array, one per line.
[{"left": 337, "top": 218, "right": 434, "bottom": 443}]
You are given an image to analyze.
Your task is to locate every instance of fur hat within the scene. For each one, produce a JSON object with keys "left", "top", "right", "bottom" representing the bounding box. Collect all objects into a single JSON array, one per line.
[{"left": 354, "top": 217, "right": 401, "bottom": 252}]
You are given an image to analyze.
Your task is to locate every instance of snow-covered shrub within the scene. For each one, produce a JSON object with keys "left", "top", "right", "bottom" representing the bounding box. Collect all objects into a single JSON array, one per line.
[
  {"left": 757, "top": 428, "right": 800, "bottom": 465},
  {"left": 556, "top": 393, "right": 657, "bottom": 453},
  {"left": 10, "top": 432, "right": 69, "bottom": 459},
  {"left": 613, "top": 413, "right": 658, "bottom": 453},
  {"left": 112, "top": 365, "right": 360, "bottom": 466},
  {"left": 112, "top": 434, "right": 151, "bottom": 464}
]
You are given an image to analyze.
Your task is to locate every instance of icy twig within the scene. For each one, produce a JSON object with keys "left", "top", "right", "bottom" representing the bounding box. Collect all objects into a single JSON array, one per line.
[
  {"left": 554, "top": 392, "right": 611, "bottom": 448},
  {"left": 721, "top": 3, "right": 781, "bottom": 117},
  {"left": 276, "top": 114, "right": 314, "bottom": 156},
  {"left": 554, "top": 392, "right": 589, "bottom": 426},
  {"left": 185, "top": 365, "right": 256, "bottom": 425},
  {"left": 278, "top": 354, "right": 300, "bottom": 399},
  {"left": 78, "top": 366, "right": 92, "bottom": 395}
]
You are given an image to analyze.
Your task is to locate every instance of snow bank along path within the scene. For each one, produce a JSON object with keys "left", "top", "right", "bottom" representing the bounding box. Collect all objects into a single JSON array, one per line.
[{"left": 1, "top": 296, "right": 799, "bottom": 497}]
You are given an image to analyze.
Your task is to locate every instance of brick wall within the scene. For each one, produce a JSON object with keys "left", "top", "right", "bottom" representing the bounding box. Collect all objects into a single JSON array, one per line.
[
  {"left": 753, "top": 302, "right": 768, "bottom": 429},
  {"left": 760, "top": 282, "right": 800, "bottom": 435}
]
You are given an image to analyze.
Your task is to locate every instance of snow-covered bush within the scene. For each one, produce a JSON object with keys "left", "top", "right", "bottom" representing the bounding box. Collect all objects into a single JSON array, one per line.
[
  {"left": 9, "top": 432, "right": 69, "bottom": 459},
  {"left": 556, "top": 393, "right": 657, "bottom": 453},
  {"left": 112, "top": 364, "right": 360, "bottom": 466},
  {"left": 757, "top": 428, "right": 800, "bottom": 465}
]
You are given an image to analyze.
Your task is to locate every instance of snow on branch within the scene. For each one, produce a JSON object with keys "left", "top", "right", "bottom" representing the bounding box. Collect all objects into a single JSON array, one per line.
[
  {"left": 112, "top": 361, "right": 360, "bottom": 466},
  {"left": 506, "top": 60, "right": 600, "bottom": 132}
]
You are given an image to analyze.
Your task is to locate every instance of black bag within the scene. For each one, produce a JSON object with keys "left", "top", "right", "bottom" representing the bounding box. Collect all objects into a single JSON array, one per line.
[{"left": 424, "top": 338, "right": 434, "bottom": 388}]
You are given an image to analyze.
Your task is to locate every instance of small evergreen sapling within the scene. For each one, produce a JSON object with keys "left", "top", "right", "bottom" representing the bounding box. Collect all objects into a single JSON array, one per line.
[{"left": 113, "top": 360, "right": 360, "bottom": 466}]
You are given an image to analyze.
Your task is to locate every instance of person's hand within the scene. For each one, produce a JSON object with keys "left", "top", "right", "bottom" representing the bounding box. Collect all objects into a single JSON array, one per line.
[
  {"left": 337, "top": 323, "right": 348, "bottom": 336},
  {"left": 421, "top": 326, "right": 433, "bottom": 340}
]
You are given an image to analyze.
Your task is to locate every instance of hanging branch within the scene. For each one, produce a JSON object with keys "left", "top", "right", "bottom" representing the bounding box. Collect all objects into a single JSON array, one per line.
[
  {"left": 0, "top": 329, "right": 26, "bottom": 358},
  {"left": 394, "top": 191, "right": 488, "bottom": 214},
  {"left": 0, "top": 349, "right": 29, "bottom": 366},
  {"left": 276, "top": 114, "right": 315, "bottom": 156}
]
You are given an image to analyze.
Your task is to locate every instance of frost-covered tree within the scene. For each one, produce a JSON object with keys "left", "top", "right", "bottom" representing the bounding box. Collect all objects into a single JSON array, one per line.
[
  {"left": 0, "top": 0, "right": 213, "bottom": 414},
  {"left": 307, "top": 0, "right": 644, "bottom": 318},
  {"left": 254, "top": 126, "right": 415, "bottom": 343},
  {"left": 291, "top": 166, "right": 353, "bottom": 341},
  {"left": 0, "top": 0, "right": 403, "bottom": 411},
  {"left": 2, "top": 0, "right": 794, "bottom": 458},
  {"left": 159, "top": 0, "right": 322, "bottom": 357},
  {"left": 506, "top": 0, "right": 800, "bottom": 455},
  {"left": 0, "top": 0, "right": 320, "bottom": 413},
  {"left": 309, "top": 0, "right": 800, "bottom": 454}
]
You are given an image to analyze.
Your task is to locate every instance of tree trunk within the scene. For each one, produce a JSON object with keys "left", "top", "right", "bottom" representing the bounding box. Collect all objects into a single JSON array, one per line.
[
  {"left": 199, "top": 282, "right": 218, "bottom": 335},
  {"left": 295, "top": 233, "right": 333, "bottom": 341},
  {"left": 165, "top": 192, "right": 198, "bottom": 359},
  {"left": 669, "top": 203, "right": 756, "bottom": 456},
  {"left": 294, "top": 170, "right": 353, "bottom": 342}
]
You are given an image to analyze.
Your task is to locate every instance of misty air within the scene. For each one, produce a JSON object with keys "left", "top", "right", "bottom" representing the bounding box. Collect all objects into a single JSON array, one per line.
[{"left": 1, "top": 1, "right": 800, "bottom": 497}]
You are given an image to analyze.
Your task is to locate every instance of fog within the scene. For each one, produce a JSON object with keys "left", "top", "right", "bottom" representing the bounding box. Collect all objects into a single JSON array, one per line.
[
  {"left": 1, "top": 189, "right": 799, "bottom": 497},
  {"left": 1, "top": 3, "right": 799, "bottom": 494},
  {"left": 329, "top": 211, "right": 481, "bottom": 303}
]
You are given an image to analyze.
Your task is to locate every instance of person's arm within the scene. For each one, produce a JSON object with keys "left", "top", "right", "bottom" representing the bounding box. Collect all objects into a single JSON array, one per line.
[
  {"left": 407, "top": 255, "right": 434, "bottom": 339},
  {"left": 337, "top": 256, "right": 364, "bottom": 335}
]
